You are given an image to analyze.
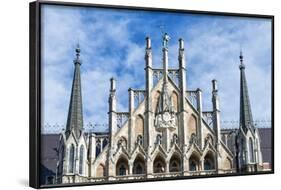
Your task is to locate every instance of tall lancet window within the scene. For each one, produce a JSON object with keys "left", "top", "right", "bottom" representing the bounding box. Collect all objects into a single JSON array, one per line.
[
  {"left": 68, "top": 144, "right": 75, "bottom": 173},
  {"left": 79, "top": 145, "right": 84, "bottom": 174},
  {"left": 249, "top": 138, "right": 254, "bottom": 163}
]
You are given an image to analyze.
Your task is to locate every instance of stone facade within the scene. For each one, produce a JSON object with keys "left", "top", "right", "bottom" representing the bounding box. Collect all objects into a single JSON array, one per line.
[{"left": 56, "top": 35, "right": 263, "bottom": 184}]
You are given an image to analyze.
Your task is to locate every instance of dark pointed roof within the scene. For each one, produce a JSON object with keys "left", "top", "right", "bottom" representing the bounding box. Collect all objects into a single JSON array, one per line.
[
  {"left": 239, "top": 51, "right": 254, "bottom": 132},
  {"left": 65, "top": 45, "right": 84, "bottom": 138}
]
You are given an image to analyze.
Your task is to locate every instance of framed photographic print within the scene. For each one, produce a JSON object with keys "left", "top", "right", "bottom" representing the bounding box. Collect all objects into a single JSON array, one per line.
[{"left": 29, "top": 0, "right": 274, "bottom": 188}]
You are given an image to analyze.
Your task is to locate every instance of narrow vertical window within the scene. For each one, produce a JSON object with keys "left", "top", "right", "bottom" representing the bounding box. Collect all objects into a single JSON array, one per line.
[
  {"left": 249, "top": 138, "right": 254, "bottom": 163},
  {"left": 68, "top": 144, "right": 75, "bottom": 173},
  {"left": 79, "top": 145, "right": 84, "bottom": 174}
]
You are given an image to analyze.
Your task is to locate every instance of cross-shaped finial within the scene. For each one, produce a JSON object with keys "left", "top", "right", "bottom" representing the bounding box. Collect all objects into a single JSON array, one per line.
[{"left": 158, "top": 22, "right": 165, "bottom": 35}]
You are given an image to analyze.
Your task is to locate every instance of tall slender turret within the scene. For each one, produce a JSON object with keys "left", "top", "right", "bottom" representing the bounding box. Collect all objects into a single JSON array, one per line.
[
  {"left": 109, "top": 77, "right": 117, "bottom": 148},
  {"left": 144, "top": 37, "right": 153, "bottom": 152},
  {"left": 65, "top": 45, "right": 84, "bottom": 139},
  {"left": 178, "top": 38, "right": 187, "bottom": 147},
  {"left": 239, "top": 51, "right": 254, "bottom": 132},
  {"left": 236, "top": 51, "right": 263, "bottom": 172}
]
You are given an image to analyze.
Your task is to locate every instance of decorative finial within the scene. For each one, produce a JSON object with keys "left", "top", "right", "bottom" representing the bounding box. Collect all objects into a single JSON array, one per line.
[
  {"left": 239, "top": 50, "right": 243, "bottom": 63},
  {"left": 74, "top": 44, "right": 82, "bottom": 65},
  {"left": 239, "top": 50, "right": 245, "bottom": 69},
  {"left": 76, "top": 43, "right": 81, "bottom": 55}
]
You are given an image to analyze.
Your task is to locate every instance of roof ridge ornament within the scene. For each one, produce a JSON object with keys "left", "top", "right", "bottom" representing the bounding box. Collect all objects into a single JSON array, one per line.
[
  {"left": 74, "top": 43, "right": 82, "bottom": 65},
  {"left": 239, "top": 50, "right": 245, "bottom": 69}
]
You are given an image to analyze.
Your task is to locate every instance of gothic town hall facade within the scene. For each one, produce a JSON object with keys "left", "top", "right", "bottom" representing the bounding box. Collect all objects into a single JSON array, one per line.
[{"left": 56, "top": 34, "right": 263, "bottom": 184}]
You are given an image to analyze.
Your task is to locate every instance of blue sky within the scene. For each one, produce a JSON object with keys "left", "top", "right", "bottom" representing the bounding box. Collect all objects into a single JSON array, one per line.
[{"left": 41, "top": 4, "right": 272, "bottom": 133}]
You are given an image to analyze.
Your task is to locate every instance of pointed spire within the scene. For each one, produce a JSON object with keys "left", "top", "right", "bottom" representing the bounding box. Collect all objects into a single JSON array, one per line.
[
  {"left": 239, "top": 51, "right": 254, "bottom": 132},
  {"left": 74, "top": 44, "right": 82, "bottom": 65},
  {"left": 65, "top": 45, "right": 84, "bottom": 138},
  {"left": 239, "top": 50, "right": 245, "bottom": 69}
]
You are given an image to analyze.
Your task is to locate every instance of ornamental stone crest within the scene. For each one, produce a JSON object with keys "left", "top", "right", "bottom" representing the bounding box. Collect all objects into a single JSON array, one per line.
[{"left": 155, "top": 83, "right": 177, "bottom": 132}]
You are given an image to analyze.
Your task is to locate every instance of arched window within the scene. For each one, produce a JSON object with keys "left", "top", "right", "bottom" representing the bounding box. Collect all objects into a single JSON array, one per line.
[
  {"left": 204, "top": 160, "right": 211, "bottom": 170},
  {"left": 189, "top": 154, "right": 199, "bottom": 171},
  {"left": 172, "top": 91, "right": 179, "bottom": 112},
  {"left": 169, "top": 155, "right": 181, "bottom": 172},
  {"left": 96, "top": 164, "right": 106, "bottom": 177},
  {"left": 116, "top": 157, "right": 128, "bottom": 176},
  {"left": 136, "top": 135, "right": 143, "bottom": 145},
  {"left": 135, "top": 115, "right": 144, "bottom": 140},
  {"left": 189, "top": 160, "right": 197, "bottom": 171},
  {"left": 153, "top": 155, "right": 165, "bottom": 173},
  {"left": 102, "top": 138, "right": 108, "bottom": 148},
  {"left": 119, "top": 164, "right": 126, "bottom": 176},
  {"left": 136, "top": 164, "right": 143, "bottom": 174},
  {"left": 203, "top": 152, "right": 215, "bottom": 170},
  {"left": 96, "top": 140, "right": 101, "bottom": 157},
  {"left": 68, "top": 144, "right": 75, "bottom": 173},
  {"left": 79, "top": 145, "right": 84, "bottom": 174},
  {"left": 133, "top": 155, "right": 145, "bottom": 175},
  {"left": 156, "top": 134, "right": 162, "bottom": 145},
  {"left": 187, "top": 114, "right": 197, "bottom": 138},
  {"left": 249, "top": 138, "right": 254, "bottom": 163}
]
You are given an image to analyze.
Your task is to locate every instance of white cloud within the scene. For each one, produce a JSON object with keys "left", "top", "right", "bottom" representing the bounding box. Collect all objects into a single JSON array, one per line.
[{"left": 41, "top": 5, "right": 272, "bottom": 133}]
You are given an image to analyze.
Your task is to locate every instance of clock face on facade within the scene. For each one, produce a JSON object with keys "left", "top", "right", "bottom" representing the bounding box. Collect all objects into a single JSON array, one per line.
[{"left": 162, "top": 112, "right": 171, "bottom": 122}]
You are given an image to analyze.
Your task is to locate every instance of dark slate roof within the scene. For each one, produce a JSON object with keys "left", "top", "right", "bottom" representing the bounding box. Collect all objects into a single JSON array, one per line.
[
  {"left": 258, "top": 128, "right": 272, "bottom": 163},
  {"left": 40, "top": 134, "right": 60, "bottom": 184}
]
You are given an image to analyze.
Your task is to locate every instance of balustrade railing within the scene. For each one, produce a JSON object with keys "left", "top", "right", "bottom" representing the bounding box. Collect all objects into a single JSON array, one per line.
[
  {"left": 116, "top": 112, "right": 129, "bottom": 128},
  {"left": 186, "top": 90, "right": 198, "bottom": 109}
]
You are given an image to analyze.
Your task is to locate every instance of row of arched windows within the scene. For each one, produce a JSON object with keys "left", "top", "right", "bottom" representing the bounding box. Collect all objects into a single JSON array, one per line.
[
  {"left": 113, "top": 152, "right": 217, "bottom": 176},
  {"left": 68, "top": 144, "right": 85, "bottom": 175}
]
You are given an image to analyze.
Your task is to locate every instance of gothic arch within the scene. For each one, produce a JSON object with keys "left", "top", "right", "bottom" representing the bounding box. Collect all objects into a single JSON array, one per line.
[
  {"left": 96, "top": 139, "right": 101, "bottom": 155},
  {"left": 153, "top": 154, "right": 166, "bottom": 173},
  {"left": 169, "top": 153, "right": 181, "bottom": 172},
  {"left": 187, "top": 114, "right": 197, "bottom": 138},
  {"left": 172, "top": 91, "right": 179, "bottom": 112},
  {"left": 189, "top": 152, "right": 200, "bottom": 171},
  {"left": 133, "top": 154, "right": 146, "bottom": 175},
  {"left": 116, "top": 156, "right": 129, "bottom": 176},
  {"left": 135, "top": 115, "right": 144, "bottom": 144},
  {"left": 96, "top": 164, "right": 106, "bottom": 177},
  {"left": 203, "top": 151, "right": 215, "bottom": 170}
]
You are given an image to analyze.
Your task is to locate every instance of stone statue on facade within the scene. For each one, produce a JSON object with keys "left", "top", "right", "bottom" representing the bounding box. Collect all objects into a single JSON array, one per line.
[{"left": 162, "top": 32, "right": 170, "bottom": 49}]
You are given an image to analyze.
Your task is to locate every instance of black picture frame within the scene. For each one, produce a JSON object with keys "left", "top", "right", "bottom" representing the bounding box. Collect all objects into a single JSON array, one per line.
[{"left": 29, "top": 0, "right": 274, "bottom": 188}]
